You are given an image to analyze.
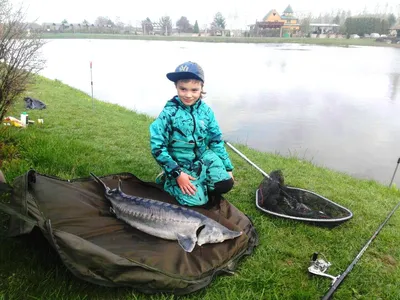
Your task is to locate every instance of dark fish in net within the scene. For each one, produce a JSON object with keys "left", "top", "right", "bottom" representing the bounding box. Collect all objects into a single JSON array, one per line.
[
  {"left": 256, "top": 170, "right": 353, "bottom": 226},
  {"left": 224, "top": 141, "right": 352, "bottom": 227}
]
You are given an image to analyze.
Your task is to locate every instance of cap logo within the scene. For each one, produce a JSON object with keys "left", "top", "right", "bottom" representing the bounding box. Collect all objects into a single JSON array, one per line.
[{"left": 179, "top": 65, "right": 189, "bottom": 72}]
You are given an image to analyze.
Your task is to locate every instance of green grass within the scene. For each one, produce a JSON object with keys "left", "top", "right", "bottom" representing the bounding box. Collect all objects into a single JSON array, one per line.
[
  {"left": 39, "top": 32, "right": 400, "bottom": 48},
  {"left": 1, "top": 76, "right": 400, "bottom": 299}
]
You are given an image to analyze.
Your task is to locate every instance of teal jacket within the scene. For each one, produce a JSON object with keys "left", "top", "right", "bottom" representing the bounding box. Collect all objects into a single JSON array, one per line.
[{"left": 150, "top": 96, "right": 234, "bottom": 178}]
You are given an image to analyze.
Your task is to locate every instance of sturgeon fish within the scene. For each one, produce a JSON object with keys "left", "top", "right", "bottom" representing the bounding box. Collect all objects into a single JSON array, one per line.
[{"left": 90, "top": 173, "right": 242, "bottom": 253}]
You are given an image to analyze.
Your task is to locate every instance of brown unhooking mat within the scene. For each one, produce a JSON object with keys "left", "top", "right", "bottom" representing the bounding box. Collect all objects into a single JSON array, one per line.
[{"left": 0, "top": 170, "right": 258, "bottom": 295}]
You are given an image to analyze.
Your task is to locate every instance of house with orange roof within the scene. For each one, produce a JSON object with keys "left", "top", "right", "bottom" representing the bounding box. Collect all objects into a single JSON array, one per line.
[
  {"left": 251, "top": 5, "right": 300, "bottom": 37},
  {"left": 280, "top": 5, "right": 300, "bottom": 33}
]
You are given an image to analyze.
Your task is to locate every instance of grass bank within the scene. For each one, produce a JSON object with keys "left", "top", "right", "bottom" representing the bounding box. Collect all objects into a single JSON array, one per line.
[
  {"left": 1, "top": 76, "right": 400, "bottom": 299},
  {"left": 40, "top": 32, "right": 399, "bottom": 48}
]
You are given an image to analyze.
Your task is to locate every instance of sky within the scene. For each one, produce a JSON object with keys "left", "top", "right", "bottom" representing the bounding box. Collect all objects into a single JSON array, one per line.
[{"left": 11, "top": 0, "right": 400, "bottom": 29}]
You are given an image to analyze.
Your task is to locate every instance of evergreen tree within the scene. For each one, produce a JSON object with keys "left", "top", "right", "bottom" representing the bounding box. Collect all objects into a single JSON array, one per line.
[
  {"left": 388, "top": 13, "right": 397, "bottom": 28},
  {"left": 212, "top": 12, "right": 226, "bottom": 29},
  {"left": 193, "top": 20, "right": 199, "bottom": 33}
]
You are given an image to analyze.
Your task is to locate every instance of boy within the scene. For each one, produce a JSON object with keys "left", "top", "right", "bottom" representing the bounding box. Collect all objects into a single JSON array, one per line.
[{"left": 149, "top": 61, "right": 234, "bottom": 207}]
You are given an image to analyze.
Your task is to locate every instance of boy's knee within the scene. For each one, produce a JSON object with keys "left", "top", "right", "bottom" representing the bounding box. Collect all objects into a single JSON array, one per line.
[
  {"left": 168, "top": 183, "right": 208, "bottom": 206},
  {"left": 213, "top": 178, "right": 234, "bottom": 194}
]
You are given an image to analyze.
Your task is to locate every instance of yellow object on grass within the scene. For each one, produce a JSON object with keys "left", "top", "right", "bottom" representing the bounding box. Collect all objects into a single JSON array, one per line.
[{"left": 3, "top": 116, "right": 26, "bottom": 128}]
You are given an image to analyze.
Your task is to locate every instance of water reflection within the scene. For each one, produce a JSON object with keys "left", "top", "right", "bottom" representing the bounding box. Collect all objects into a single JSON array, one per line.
[
  {"left": 39, "top": 39, "right": 400, "bottom": 187},
  {"left": 388, "top": 73, "right": 400, "bottom": 101}
]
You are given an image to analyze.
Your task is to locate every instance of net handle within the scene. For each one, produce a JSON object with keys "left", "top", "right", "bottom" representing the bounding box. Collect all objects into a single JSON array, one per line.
[{"left": 225, "top": 141, "right": 271, "bottom": 179}]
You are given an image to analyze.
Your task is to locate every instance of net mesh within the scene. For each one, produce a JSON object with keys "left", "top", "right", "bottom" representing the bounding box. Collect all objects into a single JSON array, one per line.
[{"left": 257, "top": 170, "right": 349, "bottom": 219}]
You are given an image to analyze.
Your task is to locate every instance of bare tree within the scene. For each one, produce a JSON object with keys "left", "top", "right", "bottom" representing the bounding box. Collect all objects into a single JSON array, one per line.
[
  {"left": 300, "top": 15, "right": 312, "bottom": 36},
  {"left": 141, "top": 17, "right": 153, "bottom": 35},
  {"left": 95, "top": 16, "right": 114, "bottom": 27},
  {"left": 332, "top": 15, "right": 339, "bottom": 24},
  {"left": 114, "top": 16, "right": 125, "bottom": 32},
  {"left": 82, "top": 19, "right": 90, "bottom": 32},
  {"left": 159, "top": 16, "right": 172, "bottom": 35},
  {"left": 0, "top": 0, "right": 46, "bottom": 120}
]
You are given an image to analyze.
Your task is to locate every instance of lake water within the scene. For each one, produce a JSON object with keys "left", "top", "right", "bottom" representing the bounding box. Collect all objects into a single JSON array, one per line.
[{"left": 39, "top": 39, "right": 400, "bottom": 187}]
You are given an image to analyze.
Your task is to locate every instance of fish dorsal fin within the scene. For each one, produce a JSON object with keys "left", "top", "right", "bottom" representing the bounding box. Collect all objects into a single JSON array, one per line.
[
  {"left": 117, "top": 179, "right": 122, "bottom": 192},
  {"left": 176, "top": 233, "right": 196, "bottom": 253}
]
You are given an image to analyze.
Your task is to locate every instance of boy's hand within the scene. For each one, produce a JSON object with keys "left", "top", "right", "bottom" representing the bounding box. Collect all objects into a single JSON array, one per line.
[
  {"left": 228, "top": 171, "right": 234, "bottom": 181},
  {"left": 176, "top": 172, "right": 197, "bottom": 195}
]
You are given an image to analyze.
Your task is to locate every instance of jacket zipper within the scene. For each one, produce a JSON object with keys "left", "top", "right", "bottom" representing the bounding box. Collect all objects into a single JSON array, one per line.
[{"left": 190, "top": 106, "right": 199, "bottom": 160}]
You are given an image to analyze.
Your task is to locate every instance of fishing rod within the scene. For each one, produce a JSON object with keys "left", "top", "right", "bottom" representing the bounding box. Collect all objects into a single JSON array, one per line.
[{"left": 321, "top": 157, "right": 400, "bottom": 299}]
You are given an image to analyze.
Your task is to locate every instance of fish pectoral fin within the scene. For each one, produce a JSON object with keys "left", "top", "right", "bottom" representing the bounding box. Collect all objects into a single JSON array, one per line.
[{"left": 176, "top": 234, "right": 196, "bottom": 253}]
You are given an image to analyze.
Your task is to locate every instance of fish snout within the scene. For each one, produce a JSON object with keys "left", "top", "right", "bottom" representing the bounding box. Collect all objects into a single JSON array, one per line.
[
  {"left": 224, "top": 229, "right": 243, "bottom": 240},
  {"left": 197, "top": 225, "right": 243, "bottom": 246}
]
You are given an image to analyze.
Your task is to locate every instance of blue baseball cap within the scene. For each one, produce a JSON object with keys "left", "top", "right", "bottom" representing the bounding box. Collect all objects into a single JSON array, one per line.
[{"left": 166, "top": 61, "right": 205, "bottom": 83}]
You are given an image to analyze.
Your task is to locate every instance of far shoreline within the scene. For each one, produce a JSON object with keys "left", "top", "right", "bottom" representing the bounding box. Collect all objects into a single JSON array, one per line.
[{"left": 39, "top": 33, "right": 400, "bottom": 48}]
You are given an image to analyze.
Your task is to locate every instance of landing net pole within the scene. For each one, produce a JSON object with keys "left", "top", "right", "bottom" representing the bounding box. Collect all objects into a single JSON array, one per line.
[{"left": 225, "top": 141, "right": 270, "bottom": 179}]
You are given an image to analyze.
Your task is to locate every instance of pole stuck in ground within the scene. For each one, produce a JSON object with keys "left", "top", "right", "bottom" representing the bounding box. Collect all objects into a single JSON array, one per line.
[
  {"left": 90, "top": 61, "right": 94, "bottom": 110},
  {"left": 389, "top": 157, "right": 400, "bottom": 188}
]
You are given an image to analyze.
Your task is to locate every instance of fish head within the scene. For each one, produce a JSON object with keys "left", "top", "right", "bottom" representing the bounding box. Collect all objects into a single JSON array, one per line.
[{"left": 197, "top": 224, "right": 242, "bottom": 246}]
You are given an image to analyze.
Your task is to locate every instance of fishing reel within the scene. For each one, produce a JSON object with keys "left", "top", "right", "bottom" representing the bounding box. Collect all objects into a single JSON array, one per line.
[{"left": 308, "top": 252, "right": 340, "bottom": 285}]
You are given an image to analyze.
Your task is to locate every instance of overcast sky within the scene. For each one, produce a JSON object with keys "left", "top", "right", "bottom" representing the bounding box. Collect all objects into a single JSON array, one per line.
[{"left": 11, "top": 0, "right": 400, "bottom": 29}]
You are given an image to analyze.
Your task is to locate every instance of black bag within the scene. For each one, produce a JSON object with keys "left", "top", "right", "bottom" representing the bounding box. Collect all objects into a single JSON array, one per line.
[{"left": 24, "top": 97, "right": 47, "bottom": 110}]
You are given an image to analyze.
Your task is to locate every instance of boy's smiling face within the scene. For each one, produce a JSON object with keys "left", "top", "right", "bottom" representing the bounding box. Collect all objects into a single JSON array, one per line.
[{"left": 175, "top": 79, "right": 202, "bottom": 106}]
